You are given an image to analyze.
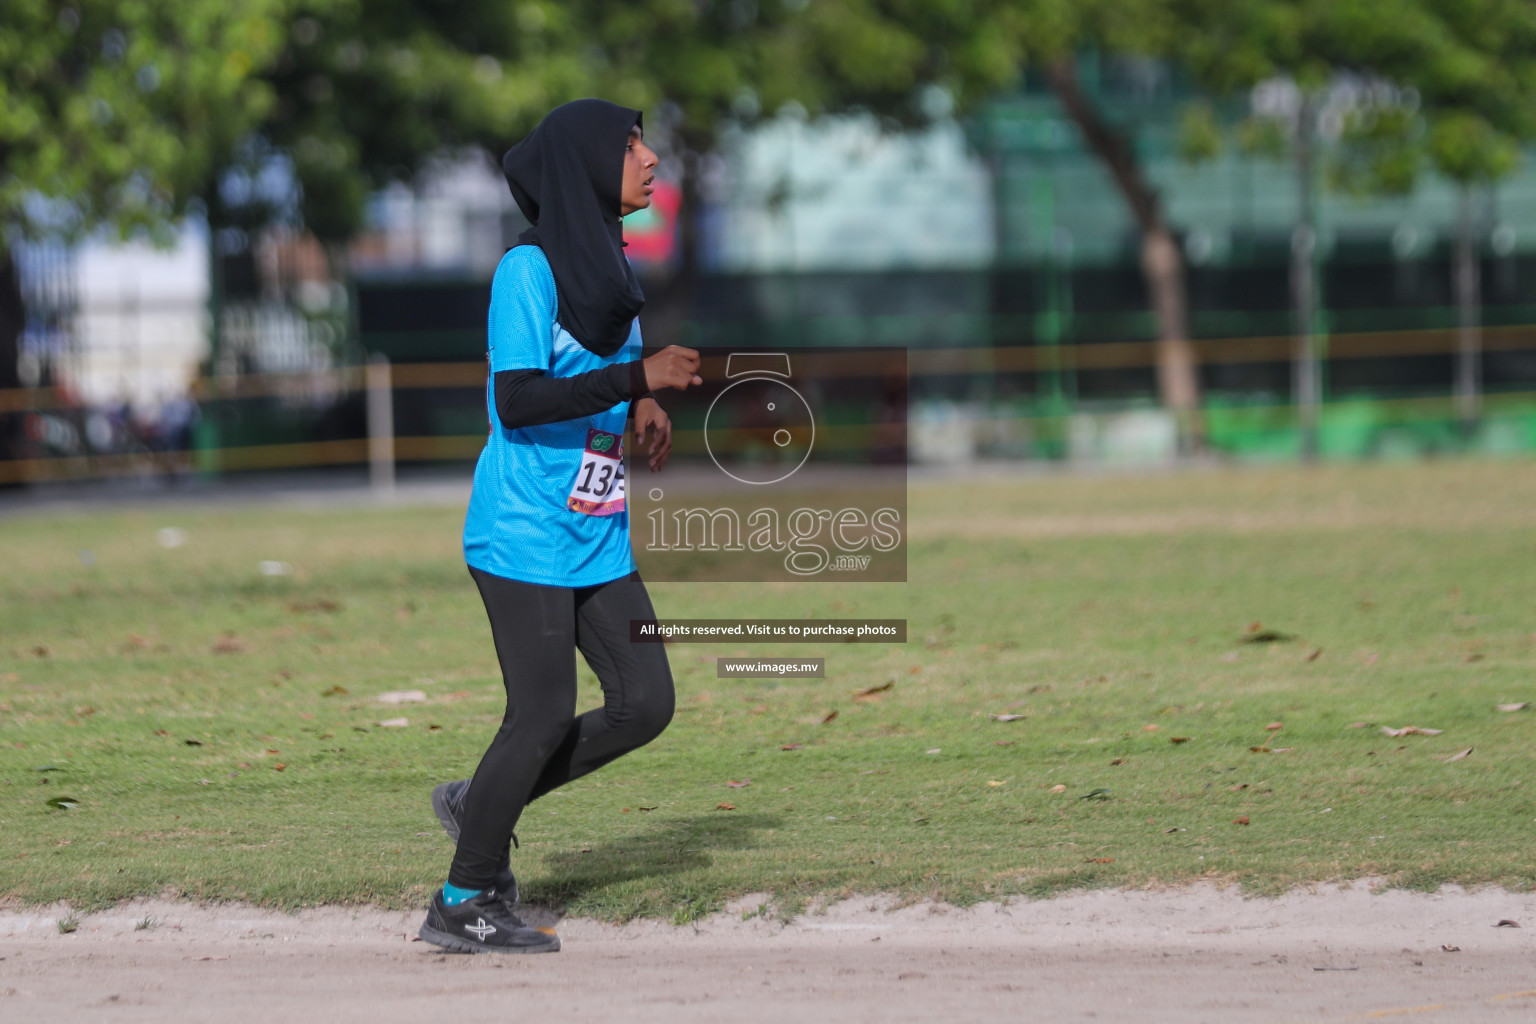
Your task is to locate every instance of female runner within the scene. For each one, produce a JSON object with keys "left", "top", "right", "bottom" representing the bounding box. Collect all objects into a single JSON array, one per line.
[{"left": 418, "top": 98, "right": 702, "bottom": 954}]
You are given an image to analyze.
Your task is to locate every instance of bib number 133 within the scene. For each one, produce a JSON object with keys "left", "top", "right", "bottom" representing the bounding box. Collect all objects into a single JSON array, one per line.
[{"left": 567, "top": 428, "right": 626, "bottom": 516}]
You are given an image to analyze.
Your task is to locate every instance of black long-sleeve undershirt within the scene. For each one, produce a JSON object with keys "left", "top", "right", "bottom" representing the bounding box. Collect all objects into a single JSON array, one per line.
[{"left": 494, "top": 359, "right": 652, "bottom": 430}]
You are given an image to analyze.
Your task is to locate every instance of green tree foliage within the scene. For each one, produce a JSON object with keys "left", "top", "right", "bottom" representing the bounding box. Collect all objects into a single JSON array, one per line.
[
  {"left": 0, "top": 0, "right": 285, "bottom": 465},
  {"left": 577, "top": 0, "right": 1024, "bottom": 139},
  {"left": 0, "top": 1, "right": 284, "bottom": 242},
  {"left": 254, "top": 1, "right": 595, "bottom": 242},
  {"left": 560, "top": 0, "right": 1028, "bottom": 322},
  {"left": 1171, "top": 0, "right": 1536, "bottom": 186},
  {"left": 253, "top": 1, "right": 1025, "bottom": 243}
]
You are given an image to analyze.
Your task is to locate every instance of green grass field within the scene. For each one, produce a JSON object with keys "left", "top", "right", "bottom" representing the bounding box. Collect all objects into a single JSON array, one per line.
[{"left": 2, "top": 461, "right": 1535, "bottom": 919}]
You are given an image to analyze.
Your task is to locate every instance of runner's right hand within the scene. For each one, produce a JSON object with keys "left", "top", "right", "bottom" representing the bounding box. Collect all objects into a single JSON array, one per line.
[{"left": 642, "top": 346, "right": 703, "bottom": 391}]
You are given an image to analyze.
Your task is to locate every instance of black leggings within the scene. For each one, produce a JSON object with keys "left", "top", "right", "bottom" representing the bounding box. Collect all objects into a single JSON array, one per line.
[{"left": 448, "top": 566, "right": 675, "bottom": 891}]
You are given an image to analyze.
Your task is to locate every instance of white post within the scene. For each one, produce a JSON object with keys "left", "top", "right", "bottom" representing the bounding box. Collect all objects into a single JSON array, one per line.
[{"left": 366, "top": 354, "right": 395, "bottom": 496}]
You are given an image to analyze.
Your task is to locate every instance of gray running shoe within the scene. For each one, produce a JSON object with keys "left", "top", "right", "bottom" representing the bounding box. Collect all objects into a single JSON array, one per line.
[
  {"left": 418, "top": 888, "right": 558, "bottom": 954},
  {"left": 431, "top": 779, "right": 518, "bottom": 906}
]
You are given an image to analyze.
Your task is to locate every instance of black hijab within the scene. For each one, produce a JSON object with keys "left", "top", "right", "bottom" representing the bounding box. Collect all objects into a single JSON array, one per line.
[{"left": 502, "top": 99, "right": 645, "bottom": 357}]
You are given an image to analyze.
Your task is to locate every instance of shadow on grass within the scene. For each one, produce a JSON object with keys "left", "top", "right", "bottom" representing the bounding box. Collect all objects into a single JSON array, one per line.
[{"left": 529, "top": 812, "right": 781, "bottom": 911}]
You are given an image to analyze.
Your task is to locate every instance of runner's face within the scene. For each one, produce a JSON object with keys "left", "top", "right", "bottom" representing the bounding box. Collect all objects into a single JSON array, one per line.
[{"left": 620, "top": 126, "right": 658, "bottom": 217}]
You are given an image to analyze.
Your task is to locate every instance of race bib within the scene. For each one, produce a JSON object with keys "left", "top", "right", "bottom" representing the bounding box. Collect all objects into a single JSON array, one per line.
[{"left": 567, "top": 428, "right": 626, "bottom": 516}]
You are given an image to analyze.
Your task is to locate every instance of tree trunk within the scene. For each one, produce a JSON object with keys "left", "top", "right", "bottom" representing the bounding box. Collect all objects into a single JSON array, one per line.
[
  {"left": 1141, "top": 227, "right": 1198, "bottom": 424},
  {"left": 0, "top": 246, "right": 24, "bottom": 483},
  {"left": 1291, "top": 95, "right": 1321, "bottom": 461},
  {"left": 1453, "top": 184, "right": 1482, "bottom": 433},
  {"left": 1045, "top": 60, "right": 1202, "bottom": 454}
]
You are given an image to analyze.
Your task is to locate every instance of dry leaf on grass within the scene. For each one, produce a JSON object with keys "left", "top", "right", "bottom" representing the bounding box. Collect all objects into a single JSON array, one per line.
[
  {"left": 1050, "top": 784, "right": 1068, "bottom": 793},
  {"left": 289, "top": 598, "right": 341, "bottom": 614},
  {"left": 379, "top": 718, "right": 409, "bottom": 728},
  {"left": 1381, "top": 725, "right": 1444, "bottom": 737},
  {"left": 1170, "top": 736, "right": 1192, "bottom": 744},
  {"left": 1305, "top": 648, "right": 1323, "bottom": 662},
  {"left": 990, "top": 713, "right": 1027, "bottom": 722},
  {"left": 715, "top": 802, "right": 736, "bottom": 811},
  {"left": 821, "top": 710, "right": 838, "bottom": 724},
  {"left": 1086, "top": 857, "right": 1114, "bottom": 864},
  {"left": 1251, "top": 724, "right": 1282, "bottom": 753},
  {"left": 1233, "top": 816, "right": 1250, "bottom": 825},
  {"left": 1496, "top": 703, "right": 1529, "bottom": 713},
  {"left": 725, "top": 779, "right": 752, "bottom": 788},
  {"left": 854, "top": 681, "right": 893, "bottom": 701},
  {"left": 1239, "top": 622, "right": 1296, "bottom": 644},
  {"left": 1441, "top": 945, "right": 1461, "bottom": 953},
  {"left": 780, "top": 743, "right": 803, "bottom": 751},
  {"left": 211, "top": 635, "right": 244, "bottom": 654},
  {"left": 1347, "top": 722, "right": 1370, "bottom": 729},
  {"left": 1446, "top": 748, "right": 1474, "bottom": 762},
  {"left": 1494, "top": 920, "right": 1520, "bottom": 928}
]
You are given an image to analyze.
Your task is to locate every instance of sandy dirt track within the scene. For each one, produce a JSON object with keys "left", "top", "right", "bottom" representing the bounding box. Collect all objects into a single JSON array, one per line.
[{"left": 4, "top": 883, "right": 1535, "bottom": 1024}]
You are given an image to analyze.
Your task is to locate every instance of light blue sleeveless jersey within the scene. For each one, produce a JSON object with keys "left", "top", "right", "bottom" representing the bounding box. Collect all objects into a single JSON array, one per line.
[{"left": 463, "top": 246, "right": 639, "bottom": 587}]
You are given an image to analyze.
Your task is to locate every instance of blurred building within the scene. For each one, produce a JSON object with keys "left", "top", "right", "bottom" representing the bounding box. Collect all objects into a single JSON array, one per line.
[
  {"left": 969, "top": 61, "right": 1536, "bottom": 460},
  {"left": 16, "top": 62, "right": 1536, "bottom": 474},
  {"left": 712, "top": 112, "right": 995, "bottom": 272},
  {"left": 19, "top": 229, "right": 208, "bottom": 413}
]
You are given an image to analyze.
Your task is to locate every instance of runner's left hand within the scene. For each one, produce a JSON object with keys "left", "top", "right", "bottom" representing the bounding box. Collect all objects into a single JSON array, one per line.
[{"left": 634, "top": 398, "right": 672, "bottom": 471}]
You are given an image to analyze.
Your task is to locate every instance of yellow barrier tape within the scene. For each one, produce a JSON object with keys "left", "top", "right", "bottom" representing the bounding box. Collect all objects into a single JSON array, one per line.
[{"left": 2, "top": 323, "right": 1535, "bottom": 412}]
